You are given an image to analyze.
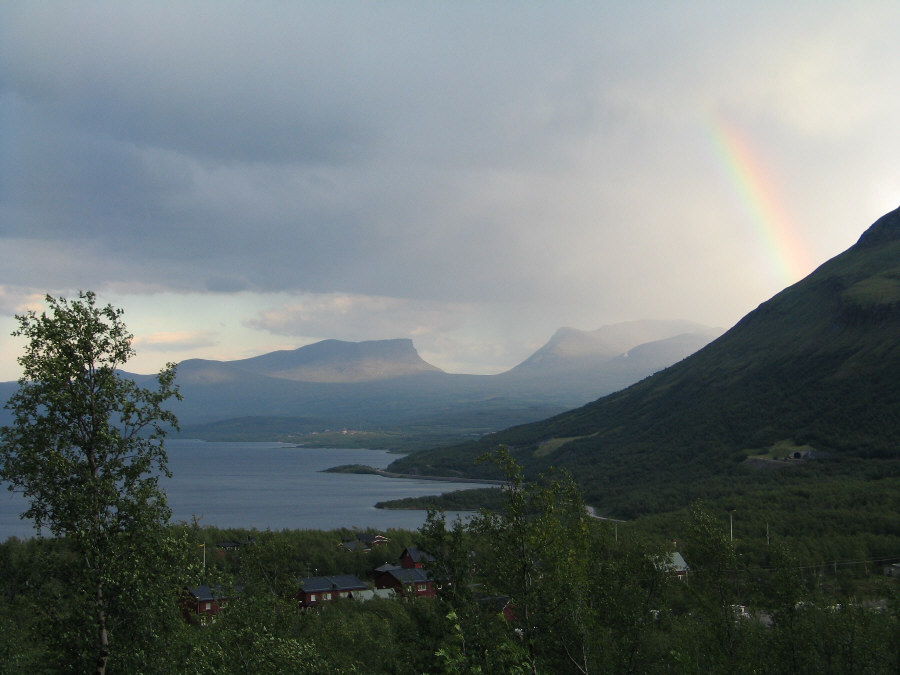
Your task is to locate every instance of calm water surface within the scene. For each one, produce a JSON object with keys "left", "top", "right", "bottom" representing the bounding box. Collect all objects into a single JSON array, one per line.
[{"left": 0, "top": 439, "right": 487, "bottom": 539}]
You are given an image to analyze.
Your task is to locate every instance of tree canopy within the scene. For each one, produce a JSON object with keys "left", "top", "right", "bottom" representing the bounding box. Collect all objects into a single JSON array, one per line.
[{"left": 0, "top": 291, "right": 181, "bottom": 674}]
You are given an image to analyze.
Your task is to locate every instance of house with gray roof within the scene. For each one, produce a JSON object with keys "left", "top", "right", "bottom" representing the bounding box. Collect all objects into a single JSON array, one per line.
[
  {"left": 373, "top": 565, "right": 435, "bottom": 598},
  {"left": 182, "top": 584, "right": 241, "bottom": 625},
  {"left": 297, "top": 574, "right": 368, "bottom": 608},
  {"left": 655, "top": 551, "right": 690, "bottom": 580}
]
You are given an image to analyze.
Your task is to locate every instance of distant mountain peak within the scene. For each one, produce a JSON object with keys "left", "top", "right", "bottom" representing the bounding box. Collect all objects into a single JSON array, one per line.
[
  {"left": 229, "top": 338, "right": 444, "bottom": 383},
  {"left": 511, "top": 319, "right": 719, "bottom": 372}
]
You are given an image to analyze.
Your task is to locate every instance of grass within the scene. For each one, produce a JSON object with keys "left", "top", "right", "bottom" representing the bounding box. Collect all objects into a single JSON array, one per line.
[
  {"left": 748, "top": 439, "right": 818, "bottom": 461},
  {"left": 841, "top": 272, "right": 900, "bottom": 308},
  {"left": 534, "top": 435, "right": 594, "bottom": 457}
]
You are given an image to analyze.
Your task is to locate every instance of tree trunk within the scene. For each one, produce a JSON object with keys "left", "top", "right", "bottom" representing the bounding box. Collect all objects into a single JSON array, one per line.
[{"left": 95, "top": 581, "right": 109, "bottom": 675}]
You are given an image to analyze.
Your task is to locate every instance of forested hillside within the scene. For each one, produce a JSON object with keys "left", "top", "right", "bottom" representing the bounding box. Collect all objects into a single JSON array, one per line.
[{"left": 389, "top": 208, "right": 900, "bottom": 517}]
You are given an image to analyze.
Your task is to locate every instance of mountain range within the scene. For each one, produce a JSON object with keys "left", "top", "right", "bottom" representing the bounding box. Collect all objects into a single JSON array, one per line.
[
  {"left": 0, "top": 319, "right": 721, "bottom": 444},
  {"left": 388, "top": 206, "right": 900, "bottom": 515},
  {"left": 157, "top": 320, "right": 720, "bottom": 441}
]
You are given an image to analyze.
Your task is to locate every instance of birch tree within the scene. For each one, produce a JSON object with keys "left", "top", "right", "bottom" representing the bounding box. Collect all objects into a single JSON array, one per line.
[{"left": 0, "top": 291, "right": 180, "bottom": 675}]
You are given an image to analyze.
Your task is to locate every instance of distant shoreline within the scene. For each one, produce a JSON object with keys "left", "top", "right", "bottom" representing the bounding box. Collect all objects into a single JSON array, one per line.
[
  {"left": 374, "top": 468, "right": 504, "bottom": 485},
  {"left": 325, "top": 463, "right": 504, "bottom": 485}
]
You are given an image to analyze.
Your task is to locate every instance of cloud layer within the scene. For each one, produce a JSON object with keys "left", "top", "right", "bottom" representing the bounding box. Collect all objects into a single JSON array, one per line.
[{"left": 2, "top": 2, "right": 900, "bottom": 378}]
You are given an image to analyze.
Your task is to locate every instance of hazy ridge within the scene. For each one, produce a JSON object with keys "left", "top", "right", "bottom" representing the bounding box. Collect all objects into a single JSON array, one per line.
[{"left": 2, "top": 323, "right": 722, "bottom": 444}]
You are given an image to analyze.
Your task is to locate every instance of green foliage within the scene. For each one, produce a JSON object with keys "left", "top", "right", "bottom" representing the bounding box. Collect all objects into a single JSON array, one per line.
[
  {"left": 434, "top": 609, "right": 531, "bottom": 675},
  {"left": 376, "top": 486, "right": 505, "bottom": 512},
  {"left": 183, "top": 594, "right": 331, "bottom": 674},
  {"left": 0, "top": 292, "right": 182, "bottom": 674},
  {"left": 322, "top": 463, "right": 381, "bottom": 474},
  {"left": 416, "top": 452, "right": 900, "bottom": 674},
  {"left": 470, "top": 449, "right": 594, "bottom": 672},
  {"left": 418, "top": 448, "right": 683, "bottom": 673},
  {"left": 0, "top": 531, "right": 200, "bottom": 674},
  {"left": 1, "top": 510, "right": 898, "bottom": 673}
]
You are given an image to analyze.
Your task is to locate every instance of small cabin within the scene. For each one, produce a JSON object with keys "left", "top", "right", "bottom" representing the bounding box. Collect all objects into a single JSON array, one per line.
[
  {"left": 399, "top": 546, "right": 435, "bottom": 569},
  {"left": 182, "top": 584, "right": 239, "bottom": 625},
  {"left": 297, "top": 575, "right": 368, "bottom": 608},
  {"left": 373, "top": 565, "right": 435, "bottom": 598}
]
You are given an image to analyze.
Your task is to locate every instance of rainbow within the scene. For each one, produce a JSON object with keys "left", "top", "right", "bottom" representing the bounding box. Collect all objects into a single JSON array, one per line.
[{"left": 707, "top": 112, "right": 812, "bottom": 285}]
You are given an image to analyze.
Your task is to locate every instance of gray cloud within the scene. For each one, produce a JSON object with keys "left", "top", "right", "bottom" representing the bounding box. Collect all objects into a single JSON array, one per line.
[
  {"left": 247, "top": 293, "right": 471, "bottom": 341},
  {"left": 133, "top": 330, "right": 218, "bottom": 354},
  {"left": 2, "top": 1, "right": 900, "bottom": 379}
]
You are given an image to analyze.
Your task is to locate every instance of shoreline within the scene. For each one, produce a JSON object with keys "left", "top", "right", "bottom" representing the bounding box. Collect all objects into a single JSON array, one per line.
[
  {"left": 371, "top": 468, "right": 504, "bottom": 485},
  {"left": 322, "top": 462, "right": 504, "bottom": 485}
]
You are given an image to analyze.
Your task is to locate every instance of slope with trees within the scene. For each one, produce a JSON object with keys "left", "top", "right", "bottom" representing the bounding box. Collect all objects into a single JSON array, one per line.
[{"left": 389, "top": 208, "right": 900, "bottom": 517}]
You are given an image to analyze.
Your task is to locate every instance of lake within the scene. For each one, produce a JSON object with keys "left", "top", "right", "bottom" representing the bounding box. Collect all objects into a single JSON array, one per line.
[{"left": 0, "top": 439, "right": 489, "bottom": 539}]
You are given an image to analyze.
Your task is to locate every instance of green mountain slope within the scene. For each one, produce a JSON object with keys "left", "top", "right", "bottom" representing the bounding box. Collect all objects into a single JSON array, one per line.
[{"left": 388, "top": 207, "right": 900, "bottom": 514}]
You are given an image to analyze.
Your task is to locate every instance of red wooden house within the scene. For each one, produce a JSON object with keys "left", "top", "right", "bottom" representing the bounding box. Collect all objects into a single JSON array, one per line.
[
  {"left": 373, "top": 566, "right": 435, "bottom": 598},
  {"left": 399, "top": 546, "right": 435, "bottom": 569},
  {"left": 182, "top": 584, "right": 239, "bottom": 625},
  {"left": 297, "top": 575, "right": 368, "bottom": 608}
]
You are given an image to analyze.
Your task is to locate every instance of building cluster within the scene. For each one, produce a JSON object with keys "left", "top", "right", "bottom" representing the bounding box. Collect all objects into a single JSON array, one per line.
[
  {"left": 184, "top": 534, "right": 702, "bottom": 626},
  {"left": 297, "top": 544, "right": 436, "bottom": 610},
  {"left": 182, "top": 535, "right": 436, "bottom": 625}
]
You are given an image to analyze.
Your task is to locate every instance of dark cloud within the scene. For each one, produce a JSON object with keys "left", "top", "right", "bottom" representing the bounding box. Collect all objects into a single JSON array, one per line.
[
  {"left": 2, "top": 1, "right": 900, "bottom": 380},
  {"left": 205, "top": 276, "right": 251, "bottom": 294}
]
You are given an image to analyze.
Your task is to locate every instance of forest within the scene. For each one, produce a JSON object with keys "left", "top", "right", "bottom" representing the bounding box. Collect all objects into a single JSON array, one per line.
[{"left": 1, "top": 449, "right": 898, "bottom": 674}]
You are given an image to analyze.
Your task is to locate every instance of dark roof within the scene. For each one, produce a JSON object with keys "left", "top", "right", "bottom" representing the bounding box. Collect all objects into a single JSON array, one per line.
[
  {"left": 339, "top": 540, "right": 369, "bottom": 552},
  {"left": 402, "top": 546, "right": 435, "bottom": 563},
  {"left": 374, "top": 563, "right": 401, "bottom": 573},
  {"left": 299, "top": 575, "right": 368, "bottom": 593},
  {"left": 186, "top": 584, "right": 240, "bottom": 601},
  {"left": 386, "top": 567, "right": 431, "bottom": 584}
]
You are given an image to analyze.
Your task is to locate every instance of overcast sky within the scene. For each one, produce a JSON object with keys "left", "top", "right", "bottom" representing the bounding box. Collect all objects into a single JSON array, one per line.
[{"left": 2, "top": 1, "right": 899, "bottom": 380}]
